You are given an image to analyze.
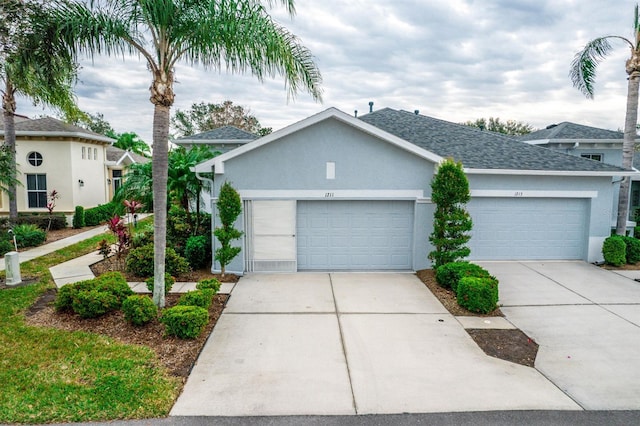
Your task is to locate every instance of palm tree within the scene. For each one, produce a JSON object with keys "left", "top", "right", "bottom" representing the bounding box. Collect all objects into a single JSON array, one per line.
[
  {"left": 570, "top": 4, "right": 640, "bottom": 235},
  {"left": 168, "top": 146, "right": 216, "bottom": 219},
  {"left": 1, "top": 0, "right": 80, "bottom": 220},
  {"left": 113, "top": 132, "right": 151, "bottom": 157},
  {"left": 56, "top": 0, "right": 322, "bottom": 307},
  {"left": 112, "top": 161, "right": 154, "bottom": 210}
]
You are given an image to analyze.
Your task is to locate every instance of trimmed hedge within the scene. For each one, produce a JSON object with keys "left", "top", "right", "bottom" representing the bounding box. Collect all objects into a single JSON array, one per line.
[
  {"left": 94, "top": 271, "right": 134, "bottom": 304},
  {"left": 622, "top": 236, "right": 640, "bottom": 264},
  {"left": 435, "top": 261, "right": 492, "bottom": 293},
  {"left": 126, "top": 243, "right": 190, "bottom": 277},
  {"left": 145, "top": 273, "right": 175, "bottom": 295},
  {"left": 177, "top": 289, "right": 214, "bottom": 310},
  {"left": 1, "top": 214, "right": 68, "bottom": 231},
  {"left": 54, "top": 272, "right": 133, "bottom": 316},
  {"left": 84, "top": 202, "right": 118, "bottom": 226},
  {"left": 457, "top": 276, "right": 499, "bottom": 314},
  {"left": 160, "top": 305, "right": 209, "bottom": 339},
  {"left": 71, "top": 289, "right": 119, "bottom": 319},
  {"left": 196, "top": 278, "right": 221, "bottom": 294},
  {"left": 73, "top": 206, "right": 85, "bottom": 229},
  {"left": 122, "top": 295, "right": 157, "bottom": 326},
  {"left": 185, "top": 235, "right": 210, "bottom": 269},
  {"left": 602, "top": 235, "right": 626, "bottom": 266}
]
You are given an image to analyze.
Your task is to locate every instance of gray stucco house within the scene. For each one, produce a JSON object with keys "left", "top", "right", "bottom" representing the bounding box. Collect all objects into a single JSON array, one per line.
[
  {"left": 194, "top": 108, "right": 632, "bottom": 274},
  {"left": 520, "top": 122, "right": 640, "bottom": 221}
]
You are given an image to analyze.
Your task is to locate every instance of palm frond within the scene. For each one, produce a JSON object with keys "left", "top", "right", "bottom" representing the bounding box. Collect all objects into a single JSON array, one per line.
[{"left": 570, "top": 37, "right": 616, "bottom": 98}]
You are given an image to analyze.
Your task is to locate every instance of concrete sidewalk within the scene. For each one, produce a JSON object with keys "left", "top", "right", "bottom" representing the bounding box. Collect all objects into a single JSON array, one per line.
[
  {"left": 0, "top": 225, "right": 108, "bottom": 272},
  {"left": 172, "top": 273, "right": 578, "bottom": 416}
]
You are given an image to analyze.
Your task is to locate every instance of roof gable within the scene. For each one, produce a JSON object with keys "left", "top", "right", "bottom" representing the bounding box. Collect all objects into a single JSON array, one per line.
[
  {"left": 194, "top": 108, "right": 443, "bottom": 174},
  {"left": 359, "top": 109, "right": 627, "bottom": 173}
]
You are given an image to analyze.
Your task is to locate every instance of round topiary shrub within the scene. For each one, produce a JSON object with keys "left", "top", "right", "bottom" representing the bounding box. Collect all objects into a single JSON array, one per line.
[
  {"left": 126, "top": 243, "right": 190, "bottom": 277},
  {"left": 145, "top": 273, "right": 175, "bottom": 295},
  {"left": 196, "top": 278, "right": 221, "bottom": 293},
  {"left": 435, "top": 261, "right": 492, "bottom": 293},
  {"left": 122, "top": 295, "right": 157, "bottom": 326},
  {"left": 177, "top": 289, "right": 215, "bottom": 310},
  {"left": 94, "top": 271, "right": 133, "bottom": 305},
  {"left": 71, "top": 289, "right": 119, "bottom": 319},
  {"left": 456, "top": 276, "right": 499, "bottom": 314},
  {"left": 160, "top": 305, "right": 209, "bottom": 339},
  {"left": 185, "top": 235, "right": 210, "bottom": 269},
  {"left": 602, "top": 235, "right": 626, "bottom": 266},
  {"left": 622, "top": 236, "right": 640, "bottom": 264}
]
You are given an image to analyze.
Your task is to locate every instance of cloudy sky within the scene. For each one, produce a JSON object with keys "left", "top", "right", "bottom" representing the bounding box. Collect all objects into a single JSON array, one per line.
[{"left": 17, "top": 0, "right": 640, "bottom": 143}]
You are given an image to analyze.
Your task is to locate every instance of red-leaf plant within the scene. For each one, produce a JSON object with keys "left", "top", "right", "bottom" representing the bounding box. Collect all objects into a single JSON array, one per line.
[
  {"left": 107, "top": 215, "right": 131, "bottom": 269},
  {"left": 46, "top": 190, "right": 60, "bottom": 232},
  {"left": 123, "top": 199, "right": 144, "bottom": 234}
]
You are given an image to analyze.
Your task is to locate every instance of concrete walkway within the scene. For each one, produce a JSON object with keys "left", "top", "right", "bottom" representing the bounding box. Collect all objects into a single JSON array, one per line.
[
  {"left": 171, "top": 273, "right": 578, "bottom": 416},
  {"left": 0, "top": 225, "right": 108, "bottom": 272},
  {"left": 478, "top": 261, "right": 640, "bottom": 410}
]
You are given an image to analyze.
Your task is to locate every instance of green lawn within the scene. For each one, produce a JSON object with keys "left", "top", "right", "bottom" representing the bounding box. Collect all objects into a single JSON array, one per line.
[{"left": 0, "top": 227, "right": 180, "bottom": 424}]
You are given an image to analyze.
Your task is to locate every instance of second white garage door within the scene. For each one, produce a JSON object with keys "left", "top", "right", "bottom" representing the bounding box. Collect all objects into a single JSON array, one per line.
[
  {"left": 467, "top": 197, "right": 589, "bottom": 260},
  {"left": 297, "top": 200, "right": 414, "bottom": 270}
]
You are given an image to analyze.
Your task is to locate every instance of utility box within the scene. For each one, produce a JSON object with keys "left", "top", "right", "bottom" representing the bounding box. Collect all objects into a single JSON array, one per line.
[{"left": 5, "top": 251, "right": 22, "bottom": 286}]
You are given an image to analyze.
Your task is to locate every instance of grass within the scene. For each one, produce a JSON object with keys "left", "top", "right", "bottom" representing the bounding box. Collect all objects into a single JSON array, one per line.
[{"left": 0, "top": 220, "right": 180, "bottom": 424}]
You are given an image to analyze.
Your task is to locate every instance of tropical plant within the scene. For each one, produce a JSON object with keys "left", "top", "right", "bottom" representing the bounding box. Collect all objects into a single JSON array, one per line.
[
  {"left": 428, "top": 159, "right": 473, "bottom": 269},
  {"left": 56, "top": 0, "right": 322, "bottom": 308},
  {"left": 172, "top": 100, "right": 272, "bottom": 137},
  {"left": 45, "top": 189, "right": 60, "bottom": 232},
  {"left": 214, "top": 181, "right": 243, "bottom": 276},
  {"left": 106, "top": 215, "right": 130, "bottom": 269},
  {"left": 114, "top": 132, "right": 151, "bottom": 157},
  {"left": 1, "top": 0, "right": 81, "bottom": 221},
  {"left": 570, "top": 4, "right": 640, "bottom": 235},
  {"left": 168, "top": 146, "right": 216, "bottom": 219},
  {"left": 112, "top": 162, "right": 154, "bottom": 210}
]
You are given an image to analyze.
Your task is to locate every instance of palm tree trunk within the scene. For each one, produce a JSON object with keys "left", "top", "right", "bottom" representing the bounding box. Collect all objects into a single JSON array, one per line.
[
  {"left": 2, "top": 79, "right": 18, "bottom": 221},
  {"left": 616, "top": 70, "right": 640, "bottom": 235},
  {"left": 152, "top": 103, "right": 170, "bottom": 308}
]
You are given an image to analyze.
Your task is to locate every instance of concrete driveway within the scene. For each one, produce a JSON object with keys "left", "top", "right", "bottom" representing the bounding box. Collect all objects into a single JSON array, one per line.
[
  {"left": 171, "top": 272, "right": 577, "bottom": 416},
  {"left": 477, "top": 261, "right": 640, "bottom": 410}
]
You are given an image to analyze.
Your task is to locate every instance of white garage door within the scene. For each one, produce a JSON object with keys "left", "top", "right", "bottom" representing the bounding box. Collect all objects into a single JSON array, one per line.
[
  {"left": 297, "top": 200, "right": 414, "bottom": 270},
  {"left": 468, "top": 198, "right": 589, "bottom": 260}
]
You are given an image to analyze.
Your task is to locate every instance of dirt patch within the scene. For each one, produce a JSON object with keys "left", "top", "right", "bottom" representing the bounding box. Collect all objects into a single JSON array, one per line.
[
  {"left": 0, "top": 277, "right": 40, "bottom": 289},
  {"left": 416, "top": 269, "right": 538, "bottom": 367},
  {"left": 25, "top": 289, "right": 229, "bottom": 380}
]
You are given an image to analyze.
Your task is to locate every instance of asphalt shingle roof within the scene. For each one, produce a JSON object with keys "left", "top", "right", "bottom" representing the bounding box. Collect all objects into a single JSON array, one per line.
[
  {"left": 106, "top": 146, "right": 150, "bottom": 163},
  {"left": 520, "top": 122, "right": 623, "bottom": 140},
  {"left": 176, "top": 125, "right": 258, "bottom": 141},
  {"left": 359, "top": 108, "right": 626, "bottom": 172},
  {"left": 0, "top": 116, "right": 109, "bottom": 140}
]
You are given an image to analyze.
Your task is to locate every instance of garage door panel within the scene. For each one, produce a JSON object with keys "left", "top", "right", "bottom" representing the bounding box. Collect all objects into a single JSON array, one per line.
[
  {"left": 297, "top": 200, "right": 414, "bottom": 270},
  {"left": 468, "top": 198, "right": 588, "bottom": 260}
]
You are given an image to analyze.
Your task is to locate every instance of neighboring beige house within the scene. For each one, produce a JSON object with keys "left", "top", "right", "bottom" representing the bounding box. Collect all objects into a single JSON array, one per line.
[{"left": 0, "top": 117, "right": 115, "bottom": 217}]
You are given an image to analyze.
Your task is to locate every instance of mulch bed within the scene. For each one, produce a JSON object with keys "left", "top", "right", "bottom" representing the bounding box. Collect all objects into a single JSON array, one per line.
[{"left": 416, "top": 269, "right": 538, "bottom": 367}]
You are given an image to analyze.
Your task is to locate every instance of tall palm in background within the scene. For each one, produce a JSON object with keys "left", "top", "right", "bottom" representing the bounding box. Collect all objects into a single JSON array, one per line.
[
  {"left": 570, "top": 4, "right": 640, "bottom": 235},
  {"left": 1, "top": 0, "right": 80, "bottom": 220},
  {"left": 56, "top": 0, "right": 322, "bottom": 307}
]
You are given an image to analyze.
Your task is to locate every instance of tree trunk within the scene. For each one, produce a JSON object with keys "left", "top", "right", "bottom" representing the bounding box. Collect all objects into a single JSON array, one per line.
[
  {"left": 152, "top": 103, "right": 170, "bottom": 308},
  {"left": 616, "top": 70, "right": 640, "bottom": 235},
  {"left": 2, "top": 79, "right": 18, "bottom": 221}
]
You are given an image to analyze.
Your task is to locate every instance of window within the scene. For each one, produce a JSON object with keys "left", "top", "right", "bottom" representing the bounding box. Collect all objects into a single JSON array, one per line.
[
  {"left": 581, "top": 153, "right": 603, "bottom": 162},
  {"left": 94, "top": 148, "right": 97, "bottom": 160},
  {"left": 26, "top": 174, "right": 47, "bottom": 208},
  {"left": 27, "top": 152, "right": 43, "bottom": 166},
  {"left": 82, "top": 147, "right": 86, "bottom": 159},
  {"left": 112, "top": 169, "right": 123, "bottom": 193},
  {"left": 88, "top": 147, "right": 92, "bottom": 160}
]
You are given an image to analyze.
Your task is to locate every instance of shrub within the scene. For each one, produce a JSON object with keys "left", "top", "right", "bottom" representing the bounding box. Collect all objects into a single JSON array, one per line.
[
  {"left": 13, "top": 214, "right": 67, "bottom": 230},
  {"left": 0, "top": 239, "right": 13, "bottom": 256},
  {"left": 131, "top": 224, "right": 154, "bottom": 248},
  {"left": 622, "top": 236, "right": 640, "bottom": 264},
  {"left": 145, "top": 273, "right": 175, "bottom": 295},
  {"left": 457, "top": 276, "right": 499, "bottom": 314},
  {"left": 177, "top": 289, "right": 214, "bottom": 309},
  {"left": 122, "top": 295, "right": 157, "bottom": 326},
  {"left": 635, "top": 225, "right": 640, "bottom": 240},
  {"left": 84, "top": 202, "right": 119, "bottom": 226},
  {"left": 73, "top": 206, "right": 85, "bottom": 229},
  {"left": 54, "top": 280, "right": 95, "bottom": 312},
  {"left": 126, "top": 243, "right": 190, "bottom": 277},
  {"left": 214, "top": 182, "right": 243, "bottom": 275},
  {"left": 185, "top": 235, "right": 210, "bottom": 269},
  {"left": 71, "top": 289, "right": 119, "bottom": 319},
  {"left": 166, "top": 206, "right": 211, "bottom": 256},
  {"left": 435, "top": 261, "right": 492, "bottom": 293},
  {"left": 95, "top": 271, "right": 133, "bottom": 304},
  {"left": 13, "top": 224, "right": 46, "bottom": 248},
  {"left": 160, "top": 305, "right": 209, "bottom": 339},
  {"left": 602, "top": 235, "right": 626, "bottom": 266},
  {"left": 196, "top": 278, "right": 221, "bottom": 293}
]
